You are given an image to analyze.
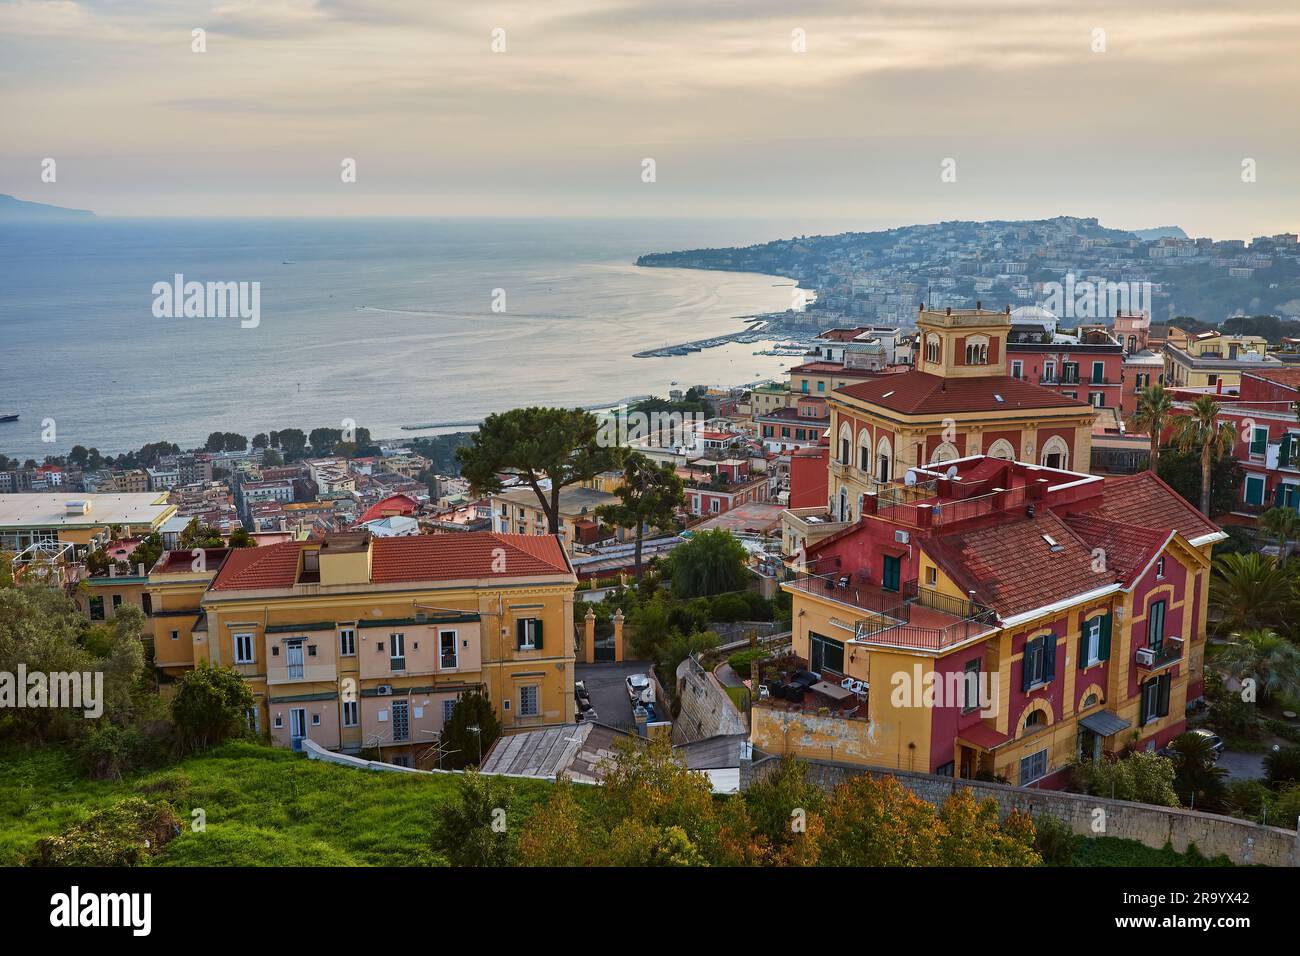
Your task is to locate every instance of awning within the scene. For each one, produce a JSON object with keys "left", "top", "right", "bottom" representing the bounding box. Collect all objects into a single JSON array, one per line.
[{"left": 1080, "top": 710, "right": 1131, "bottom": 737}]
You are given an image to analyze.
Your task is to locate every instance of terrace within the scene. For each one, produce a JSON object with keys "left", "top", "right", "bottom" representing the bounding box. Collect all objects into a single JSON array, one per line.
[{"left": 785, "top": 574, "right": 996, "bottom": 652}]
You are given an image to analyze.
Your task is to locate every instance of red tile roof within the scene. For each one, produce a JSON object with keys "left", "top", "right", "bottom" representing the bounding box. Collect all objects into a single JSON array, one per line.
[
  {"left": 925, "top": 510, "right": 1110, "bottom": 619},
  {"left": 358, "top": 494, "right": 419, "bottom": 524},
  {"left": 835, "top": 371, "right": 1092, "bottom": 415},
  {"left": 209, "top": 532, "right": 571, "bottom": 591},
  {"left": 1063, "top": 513, "right": 1171, "bottom": 588},
  {"left": 1091, "top": 472, "right": 1221, "bottom": 543}
]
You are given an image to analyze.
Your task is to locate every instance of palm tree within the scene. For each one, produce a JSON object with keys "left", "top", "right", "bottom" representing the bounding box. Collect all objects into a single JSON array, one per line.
[
  {"left": 1213, "top": 628, "right": 1300, "bottom": 705},
  {"left": 1209, "top": 552, "right": 1293, "bottom": 633},
  {"left": 1259, "top": 506, "right": 1299, "bottom": 564},
  {"left": 1166, "top": 731, "right": 1229, "bottom": 811},
  {"left": 1128, "top": 383, "right": 1174, "bottom": 474},
  {"left": 1170, "top": 395, "right": 1237, "bottom": 515}
]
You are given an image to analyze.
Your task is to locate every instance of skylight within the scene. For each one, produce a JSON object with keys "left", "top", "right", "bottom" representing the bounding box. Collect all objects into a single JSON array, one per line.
[{"left": 993, "top": 394, "right": 1004, "bottom": 402}]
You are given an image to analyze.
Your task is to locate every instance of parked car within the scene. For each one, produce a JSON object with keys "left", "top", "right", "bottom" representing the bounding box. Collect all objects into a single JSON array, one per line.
[{"left": 626, "top": 674, "right": 651, "bottom": 701}]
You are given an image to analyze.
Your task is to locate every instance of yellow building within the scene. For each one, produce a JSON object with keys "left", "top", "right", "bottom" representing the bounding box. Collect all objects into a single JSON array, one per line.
[
  {"left": 1163, "top": 327, "right": 1280, "bottom": 390},
  {"left": 757, "top": 459, "right": 1224, "bottom": 785},
  {"left": 823, "top": 306, "right": 1098, "bottom": 521},
  {"left": 489, "top": 484, "right": 622, "bottom": 553},
  {"left": 145, "top": 530, "right": 578, "bottom": 765}
]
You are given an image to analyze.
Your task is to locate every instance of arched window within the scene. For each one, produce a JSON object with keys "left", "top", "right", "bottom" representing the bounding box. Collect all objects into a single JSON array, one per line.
[
  {"left": 1040, "top": 435, "right": 1071, "bottom": 471},
  {"left": 986, "top": 438, "right": 1016, "bottom": 460},
  {"left": 875, "top": 436, "right": 893, "bottom": 484},
  {"left": 964, "top": 335, "right": 990, "bottom": 366},
  {"left": 925, "top": 334, "right": 941, "bottom": 366},
  {"left": 1024, "top": 709, "right": 1046, "bottom": 731}
]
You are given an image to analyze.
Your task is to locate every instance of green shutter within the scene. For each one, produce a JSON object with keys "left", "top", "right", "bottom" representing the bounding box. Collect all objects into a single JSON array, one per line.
[
  {"left": 1250, "top": 427, "right": 1267, "bottom": 455},
  {"left": 1078, "top": 632, "right": 1088, "bottom": 671},
  {"left": 1139, "top": 680, "right": 1149, "bottom": 724},
  {"left": 1044, "top": 632, "right": 1057, "bottom": 682},
  {"left": 534, "top": 620, "right": 544, "bottom": 650},
  {"left": 1281, "top": 434, "right": 1293, "bottom": 468},
  {"left": 516, "top": 619, "right": 526, "bottom": 649},
  {"left": 1021, "top": 640, "right": 1035, "bottom": 692},
  {"left": 1157, "top": 674, "right": 1171, "bottom": 718},
  {"left": 1099, "top": 613, "right": 1112, "bottom": 662}
]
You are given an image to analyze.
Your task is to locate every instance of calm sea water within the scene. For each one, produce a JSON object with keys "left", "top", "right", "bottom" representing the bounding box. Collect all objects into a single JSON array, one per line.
[{"left": 0, "top": 217, "right": 834, "bottom": 460}]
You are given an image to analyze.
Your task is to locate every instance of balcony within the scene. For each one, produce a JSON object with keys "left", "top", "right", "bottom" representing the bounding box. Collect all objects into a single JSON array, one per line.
[
  {"left": 268, "top": 662, "right": 338, "bottom": 685},
  {"left": 785, "top": 574, "right": 997, "bottom": 652},
  {"left": 1135, "top": 636, "right": 1183, "bottom": 672}
]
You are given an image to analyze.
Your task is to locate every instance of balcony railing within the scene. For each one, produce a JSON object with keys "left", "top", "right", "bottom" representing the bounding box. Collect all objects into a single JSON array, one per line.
[{"left": 1135, "top": 636, "right": 1184, "bottom": 671}]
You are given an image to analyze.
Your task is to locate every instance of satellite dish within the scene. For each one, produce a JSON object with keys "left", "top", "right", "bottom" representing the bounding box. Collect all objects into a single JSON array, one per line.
[
  {"left": 945, "top": 465, "right": 958, "bottom": 479},
  {"left": 903, "top": 470, "right": 917, "bottom": 487}
]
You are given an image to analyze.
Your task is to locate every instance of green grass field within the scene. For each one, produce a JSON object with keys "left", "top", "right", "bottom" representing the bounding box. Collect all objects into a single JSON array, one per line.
[
  {"left": 0, "top": 743, "right": 1237, "bottom": 867},
  {"left": 0, "top": 742, "right": 557, "bottom": 866}
]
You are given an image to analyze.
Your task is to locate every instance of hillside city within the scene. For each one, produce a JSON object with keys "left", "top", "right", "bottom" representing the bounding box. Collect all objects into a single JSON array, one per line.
[{"left": 4, "top": 268, "right": 1300, "bottom": 871}]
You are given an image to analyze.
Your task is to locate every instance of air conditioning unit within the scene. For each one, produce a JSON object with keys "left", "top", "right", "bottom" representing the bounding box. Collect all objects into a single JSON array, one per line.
[
  {"left": 1135, "top": 647, "right": 1155, "bottom": 667},
  {"left": 377, "top": 684, "right": 393, "bottom": 696},
  {"left": 894, "top": 530, "right": 910, "bottom": 544}
]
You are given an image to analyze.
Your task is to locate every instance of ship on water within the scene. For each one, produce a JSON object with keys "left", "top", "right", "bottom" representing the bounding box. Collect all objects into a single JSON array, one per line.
[{"left": 0, "top": 413, "right": 18, "bottom": 423}]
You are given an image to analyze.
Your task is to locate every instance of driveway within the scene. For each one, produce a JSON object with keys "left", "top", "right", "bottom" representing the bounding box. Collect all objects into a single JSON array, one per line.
[
  {"left": 1218, "top": 749, "right": 1266, "bottom": 780},
  {"left": 576, "top": 660, "right": 654, "bottom": 731}
]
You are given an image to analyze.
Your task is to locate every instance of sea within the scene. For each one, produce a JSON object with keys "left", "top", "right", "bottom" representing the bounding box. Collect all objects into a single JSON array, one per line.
[{"left": 0, "top": 217, "right": 853, "bottom": 461}]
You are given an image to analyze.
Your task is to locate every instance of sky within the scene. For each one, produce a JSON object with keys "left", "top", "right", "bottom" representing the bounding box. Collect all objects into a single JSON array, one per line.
[{"left": 2, "top": 0, "right": 1298, "bottom": 239}]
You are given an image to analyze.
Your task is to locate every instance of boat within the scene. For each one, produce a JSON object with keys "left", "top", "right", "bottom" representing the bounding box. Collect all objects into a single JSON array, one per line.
[{"left": 0, "top": 413, "right": 17, "bottom": 423}]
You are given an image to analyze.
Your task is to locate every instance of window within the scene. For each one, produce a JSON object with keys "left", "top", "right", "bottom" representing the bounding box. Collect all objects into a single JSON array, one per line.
[
  {"left": 925, "top": 335, "right": 941, "bottom": 364},
  {"left": 1043, "top": 360, "right": 1056, "bottom": 382},
  {"left": 516, "top": 618, "right": 544, "bottom": 650},
  {"left": 339, "top": 628, "right": 356, "bottom": 656},
  {"left": 1139, "top": 673, "right": 1171, "bottom": 725},
  {"left": 1156, "top": 556, "right": 1165, "bottom": 579},
  {"left": 273, "top": 714, "right": 283, "bottom": 729},
  {"left": 1080, "top": 614, "right": 1110, "bottom": 667},
  {"left": 961, "top": 659, "right": 981, "bottom": 712},
  {"left": 111, "top": 594, "right": 122, "bottom": 611},
  {"left": 859, "top": 445, "right": 870, "bottom": 470},
  {"left": 88, "top": 596, "right": 104, "bottom": 620},
  {"left": 390, "top": 632, "right": 406, "bottom": 671},
  {"left": 1019, "top": 749, "right": 1048, "bottom": 785},
  {"left": 285, "top": 639, "right": 304, "bottom": 679},
  {"left": 519, "top": 685, "right": 540, "bottom": 717},
  {"left": 442, "top": 698, "right": 458, "bottom": 723},
  {"left": 1091, "top": 361, "right": 1105, "bottom": 384},
  {"left": 234, "top": 632, "right": 255, "bottom": 664},
  {"left": 311, "top": 713, "right": 321, "bottom": 726},
  {"left": 1011, "top": 360, "right": 1023, "bottom": 380},
  {"left": 925, "top": 565, "right": 937, "bottom": 586},
  {"left": 342, "top": 701, "right": 358, "bottom": 727},
  {"left": 1250, "top": 426, "right": 1268, "bottom": 456},
  {"left": 809, "top": 631, "right": 845, "bottom": 674},
  {"left": 391, "top": 699, "right": 410, "bottom": 741},
  {"left": 1024, "top": 709, "right": 1046, "bottom": 731},
  {"left": 840, "top": 438, "right": 850, "bottom": 464},
  {"left": 170, "top": 629, "right": 179, "bottom": 641},
  {"left": 439, "top": 629, "right": 458, "bottom": 669},
  {"left": 245, "top": 707, "right": 259, "bottom": 733},
  {"left": 392, "top": 755, "right": 411, "bottom": 768},
  {"left": 1021, "top": 633, "right": 1056, "bottom": 689},
  {"left": 141, "top": 593, "right": 152, "bottom": 616},
  {"left": 1147, "top": 600, "right": 1165, "bottom": 651}
]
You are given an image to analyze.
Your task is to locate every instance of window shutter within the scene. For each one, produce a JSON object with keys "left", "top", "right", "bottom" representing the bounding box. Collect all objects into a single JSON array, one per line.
[
  {"left": 516, "top": 619, "right": 526, "bottom": 649},
  {"left": 1157, "top": 674, "right": 1171, "bottom": 718},
  {"left": 1021, "top": 642, "right": 1034, "bottom": 692},
  {"left": 1099, "top": 613, "right": 1112, "bottom": 661},
  {"left": 534, "top": 620, "right": 544, "bottom": 650},
  {"left": 1077, "top": 632, "right": 1087, "bottom": 670},
  {"left": 1138, "top": 680, "right": 1149, "bottom": 724},
  {"left": 1044, "top": 633, "right": 1057, "bottom": 682}
]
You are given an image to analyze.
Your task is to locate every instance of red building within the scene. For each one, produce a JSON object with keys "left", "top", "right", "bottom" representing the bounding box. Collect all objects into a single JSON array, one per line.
[{"left": 1173, "top": 369, "right": 1300, "bottom": 516}]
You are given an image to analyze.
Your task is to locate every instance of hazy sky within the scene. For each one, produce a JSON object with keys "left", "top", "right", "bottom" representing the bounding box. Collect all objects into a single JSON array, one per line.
[{"left": 2, "top": 0, "right": 1297, "bottom": 238}]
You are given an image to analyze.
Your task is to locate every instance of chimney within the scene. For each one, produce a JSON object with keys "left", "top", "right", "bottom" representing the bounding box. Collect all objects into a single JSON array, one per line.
[{"left": 946, "top": 307, "right": 952, "bottom": 316}]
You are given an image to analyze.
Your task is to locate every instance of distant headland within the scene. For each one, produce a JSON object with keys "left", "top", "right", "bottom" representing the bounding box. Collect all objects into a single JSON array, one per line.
[{"left": 0, "top": 193, "right": 96, "bottom": 221}]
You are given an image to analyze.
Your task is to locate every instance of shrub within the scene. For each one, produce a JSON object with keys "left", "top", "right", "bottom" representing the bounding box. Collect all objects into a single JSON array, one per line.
[
  {"left": 1033, "top": 813, "right": 1076, "bottom": 866},
  {"left": 1070, "top": 752, "right": 1179, "bottom": 807},
  {"left": 1273, "top": 785, "right": 1300, "bottom": 829},
  {"left": 432, "top": 771, "right": 517, "bottom": 866},
  {"left": 709, "top": 592, "right": 751, "bottom": 623},
  {"left": 28, "top": 797, "right": 180, "bottom": 867},
  {"left": 1225, "top": 779, "right": 1274, "bottom": 822},
  {"left": 170, "top": 663, "right": 255, "bottom": 755},
  {"left": 1264, "top": 745, "right": 1300, "bottom": 788}
]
